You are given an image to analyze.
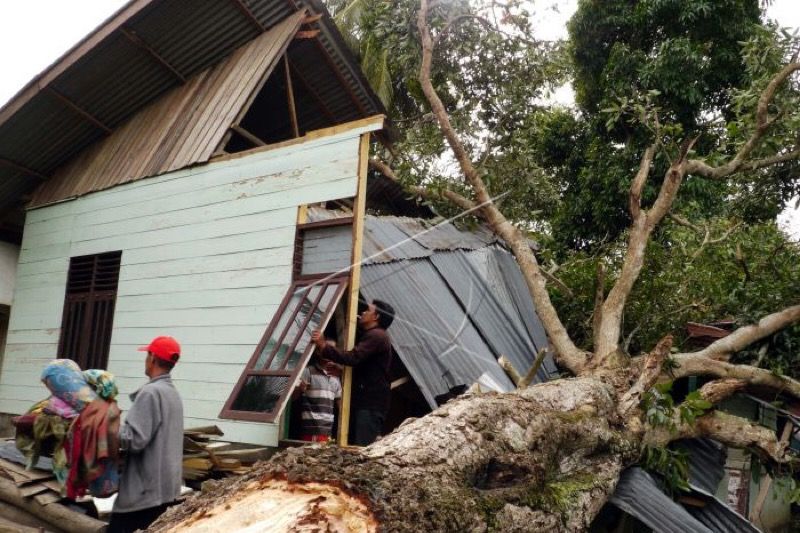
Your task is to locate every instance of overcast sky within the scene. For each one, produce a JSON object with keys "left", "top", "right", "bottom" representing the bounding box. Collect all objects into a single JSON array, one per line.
[{"left": 0, "top": 0, "right": 798, "bottom": 235}]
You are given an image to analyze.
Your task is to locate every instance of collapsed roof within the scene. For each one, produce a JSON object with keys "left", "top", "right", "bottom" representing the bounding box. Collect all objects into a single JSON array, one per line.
[{"left": 309, "top": 208, "right": 559, "bottom": 408}]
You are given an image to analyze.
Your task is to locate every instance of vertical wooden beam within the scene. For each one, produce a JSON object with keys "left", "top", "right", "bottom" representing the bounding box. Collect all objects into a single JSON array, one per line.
[
  {"left": 284, "top": 55, "right": 300, "bottom": 138},
  {"left": 337, "top": 132, "right": 370, "bottom": 446}
]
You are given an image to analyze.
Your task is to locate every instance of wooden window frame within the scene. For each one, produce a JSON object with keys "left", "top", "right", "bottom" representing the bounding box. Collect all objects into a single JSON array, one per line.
[
  {"left": 57, "top": 251, "right": 122, "bottom": 370},
  {"left": 220, "top": 276, "right": 349, "bottom": 423}
]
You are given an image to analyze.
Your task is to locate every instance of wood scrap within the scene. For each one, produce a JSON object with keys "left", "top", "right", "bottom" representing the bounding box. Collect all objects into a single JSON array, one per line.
[
  {"left": 33, "top": 491, "right": 61, "bottom": 506},
  {"left": 0, "top": 501, "right": 62, "bottom": 532},
  {"left": 0, "top": 477, "right": 106, "bottom": 533},
  {"left": 18, "top": 483, "right": 48, "bottom": 498},
  {"left": 0, "top": 514, "right": 48, "bottom": 533}
]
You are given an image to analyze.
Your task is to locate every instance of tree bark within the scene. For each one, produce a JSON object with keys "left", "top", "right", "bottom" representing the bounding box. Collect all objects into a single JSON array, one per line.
[{"left": 150, "top": 378, "right": 637, "bottom": 532}]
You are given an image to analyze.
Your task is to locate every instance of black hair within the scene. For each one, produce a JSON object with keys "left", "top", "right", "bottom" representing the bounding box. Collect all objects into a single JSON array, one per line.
[
  {"left": 372, "top": 299, "right": 395, "bottom": 330},
  {"left": 151, "top": 355, "right": 176, "bottom": 371}
]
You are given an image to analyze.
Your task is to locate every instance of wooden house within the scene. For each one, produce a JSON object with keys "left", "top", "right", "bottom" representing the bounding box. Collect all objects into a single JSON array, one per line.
[
  {"left": 0, "top": 0, "right": 557, "bottom": 449},
  {"left": 0, "top": 0, "right": 387, "bottom": 446}
]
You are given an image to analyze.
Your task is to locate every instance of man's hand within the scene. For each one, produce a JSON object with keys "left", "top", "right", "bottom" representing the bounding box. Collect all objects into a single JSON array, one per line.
[{"left": 311, "top": 330, "right": 326, "bottom": 350}]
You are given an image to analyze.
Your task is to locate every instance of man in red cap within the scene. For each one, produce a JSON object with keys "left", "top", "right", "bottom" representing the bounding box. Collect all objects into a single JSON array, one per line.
[{"left": 108, "top": 336, "right": 184, "bottom": 533}]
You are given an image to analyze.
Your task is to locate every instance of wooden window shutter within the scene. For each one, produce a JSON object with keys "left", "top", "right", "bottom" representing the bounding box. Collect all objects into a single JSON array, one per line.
[
  {"left": 58, "top": 251, "right": 122, "bottom": 370},
  {"left": 221, "top": 277, "right": 348, "bottom": 422}
]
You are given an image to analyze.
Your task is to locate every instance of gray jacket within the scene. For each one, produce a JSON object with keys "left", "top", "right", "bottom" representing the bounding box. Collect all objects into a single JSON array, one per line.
[{"left": 114, "top": 374, "right": 184, "bottom": 513}]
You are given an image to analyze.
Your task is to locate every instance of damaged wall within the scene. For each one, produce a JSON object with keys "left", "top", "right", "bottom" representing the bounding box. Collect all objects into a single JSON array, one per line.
[{"left": 0, "top": 126, "right": 375, "bottom": 445}]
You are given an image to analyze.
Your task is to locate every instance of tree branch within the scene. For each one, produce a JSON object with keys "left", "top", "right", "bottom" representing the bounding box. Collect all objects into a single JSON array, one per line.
[
  {"left": 680, "top": 305, "right": 800, "bottom": 360},
  {"left": 686, "top": 62, "right": 800, "bottom": 179},
  {"left": 669, "top": 355, "right": 800, "bottom": 400},
  {"left": 682, "top": 411, "right": 796, "bottom": 466},
  {"left": 595, "top": 140, "right": 692, "bottom": 365},
  {"left": 696, "top": 378, "right": 747, "bottom": 405},
  {"left": 629, "top": 145, "right": 657, "bottom": 220},
  {"left": 368, "top": 158, "right": 476, "bottom": 212},
  {"left": 416, "top": 0, "right": 586, "bottom": 373}
]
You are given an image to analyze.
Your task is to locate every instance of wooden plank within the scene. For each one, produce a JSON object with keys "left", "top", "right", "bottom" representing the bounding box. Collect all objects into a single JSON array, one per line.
[
  {"left": 211, "top": 115, "right": 384, "bottom": 166},
  {"left": 45, "top": 87, "right": 112, "bottom": 134},
  {"left": 284, "top": 55, "right": 300, "bottom": 138},
  {"left": 231, "top": 125, "right": 266, "bottom": 147},
  {"left": 28, "top": 130, "right": 363, "bottom": 224},
  {"left": 27, "top": 138, "right": 360, "bottom": 232},
  {"left": 19, "top": 483, "right": 50, "bottom": 498},
  {"left": 338, "top": 132, "right": 371, "bottom": 446},
  {"left": 32, "top": 491, "right": 61, "bottom": 506},
  {"left": 0, "top": 461, "right": 53, "bottom": 484},
  {"left": 212, "top": 12, "right": 306, "bottom": 159},
  {"left": 181, "top": 416, "right": 279, "bottom": 447}
]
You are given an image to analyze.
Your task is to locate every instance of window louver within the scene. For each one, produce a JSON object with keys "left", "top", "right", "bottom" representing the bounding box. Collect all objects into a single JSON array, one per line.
[{"left": 58, "top": 251, "right": 122, "bottom": 370}]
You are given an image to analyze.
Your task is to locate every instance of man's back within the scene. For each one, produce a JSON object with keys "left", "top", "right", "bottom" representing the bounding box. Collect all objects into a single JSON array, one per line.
[{"left": 115, "top": 374, "right": 183, "bottom": 513}]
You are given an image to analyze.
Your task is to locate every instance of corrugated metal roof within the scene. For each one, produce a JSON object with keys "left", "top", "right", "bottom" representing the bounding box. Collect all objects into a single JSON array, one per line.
[
  {"left": 611, "top": 468, "right": 715, "bottom": 533},
  {"left": 0, "top": 0, "right": 384, "bottom": 215},
  {"left": 360, "top": 260, "right": 515, "bottom": 407},
  {"left": 611, "top": 441, "right": 760, "bottom": 533},
  {"left": 303, "top": 212, "right": 555, "bottom": 406},
  {"left": 430, "top": 250, "right": 556, "bottom": 382},
  {"left": 681, "top": 438, "right": 727, "bottom": 495},
  {"left": 361, "top": 216, "right": 499, "bottom": 264}
]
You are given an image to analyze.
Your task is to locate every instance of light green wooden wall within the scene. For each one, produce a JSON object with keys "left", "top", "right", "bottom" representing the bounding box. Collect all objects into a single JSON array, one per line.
[{"left": 0, "top": 126, "right": 374, "bottom": 446}]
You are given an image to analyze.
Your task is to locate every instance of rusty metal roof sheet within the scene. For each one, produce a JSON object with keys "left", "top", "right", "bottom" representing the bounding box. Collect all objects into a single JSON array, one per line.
[{"left": 0, "top": 0, "right": 384, "bottom": 214}]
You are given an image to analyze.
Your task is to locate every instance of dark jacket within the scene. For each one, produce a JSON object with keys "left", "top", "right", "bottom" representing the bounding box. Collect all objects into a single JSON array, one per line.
[
  {"left": 322, "top": 328, "right": 392, "bottom": 412},
  {"left": 114, "top": 374, "right": 183, "bottom": 513}
]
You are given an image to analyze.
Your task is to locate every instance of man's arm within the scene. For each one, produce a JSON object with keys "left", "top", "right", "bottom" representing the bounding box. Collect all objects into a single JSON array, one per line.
[
  {"left": 318, "top": 330, "right": 386, "bottom": 366},
  {"left": 119, "top": 389, "right": 161, "bottom": 453}
]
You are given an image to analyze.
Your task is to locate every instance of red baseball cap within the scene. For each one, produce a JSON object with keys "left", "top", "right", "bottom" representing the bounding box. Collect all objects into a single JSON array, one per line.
[{"left": 138, "top": 336, "right": 181, "bottom": 363}]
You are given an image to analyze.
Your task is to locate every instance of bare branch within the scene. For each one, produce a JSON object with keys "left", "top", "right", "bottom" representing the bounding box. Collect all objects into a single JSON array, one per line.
[
  {"left": 368, "top": 158, "right": 476, "bottom": 212},
  {"left": 416, "top": 0, "right": 586, "bottom": 373},
  {"left": 667, "top": 213, "right": 704, "bottom": 234},
  {"left": 681, "top": 411, "right": 796, "bottom": 466},
  {"left": 594, "top": 141, "right": 691, "bottom": 364},
  {"left": 681, "top": 304, "right": 800, "bottom": 360},
  {"left": 498, "top": 355, "right": 522, "bottom": 387},
  {"left": 668, "top": 214, "right": 742, "bottom": 259},
  {"left": 696, "top": 378, "right": 747, "bottom": 405},
  {"left": 686, "top": 62, "right": 800, "bottom": 179},
  {"left": 669, "top": 355, "right": 800, "bottom": 400},
  {"left": 629, "top": 144, "right": 657, "bottom": 220}
]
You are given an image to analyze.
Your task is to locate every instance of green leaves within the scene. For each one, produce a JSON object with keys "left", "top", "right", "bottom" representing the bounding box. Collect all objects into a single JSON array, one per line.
[
  {"left": 642, "top": 382, "right": 677, "bottom": 431},
  {"left": 678, "top": 391, "right": 713, "bottom": 425},
  {"left": 643, "top": 445, "right": 692, "bottom": 494}
]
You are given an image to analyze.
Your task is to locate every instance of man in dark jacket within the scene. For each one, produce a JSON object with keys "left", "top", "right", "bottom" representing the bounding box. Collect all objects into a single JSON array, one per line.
[
  {"left": 108, "top": 336, "right": 184, "bottom": 533},
  {"left": 311, "top": 299, "right": 394, "bottom": 446}
]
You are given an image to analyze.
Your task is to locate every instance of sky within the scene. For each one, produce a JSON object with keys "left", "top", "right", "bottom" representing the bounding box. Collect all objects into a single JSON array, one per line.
[{"left": 0, "top": 0, "right": 798, "bottom": 235}]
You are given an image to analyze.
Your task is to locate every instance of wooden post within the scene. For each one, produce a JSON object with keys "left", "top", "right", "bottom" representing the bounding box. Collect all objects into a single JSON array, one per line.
[
  {"left": 284, "top": 55, "right": 300, "bottom": 138},
  {"left": 337, "top": 133, "right": 370, "bottom": 446},
  {"left": 749, "top": 421, "right": 793, "bottom": 524}
]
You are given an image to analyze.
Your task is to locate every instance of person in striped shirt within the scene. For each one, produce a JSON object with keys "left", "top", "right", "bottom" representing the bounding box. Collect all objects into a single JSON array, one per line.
[{"left": 295, "top": 353, "right": 342, "bottom": 442}]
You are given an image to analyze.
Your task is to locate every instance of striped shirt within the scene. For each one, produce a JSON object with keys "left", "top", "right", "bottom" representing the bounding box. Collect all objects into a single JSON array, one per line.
[{"left": 299, "top": 365, "right": 342, "bottom": 437}]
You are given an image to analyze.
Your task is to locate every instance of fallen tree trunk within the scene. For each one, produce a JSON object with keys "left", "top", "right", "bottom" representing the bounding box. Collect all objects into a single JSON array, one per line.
[{"left": 151, "top": 378, "right": 637, "bottom": 532}]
